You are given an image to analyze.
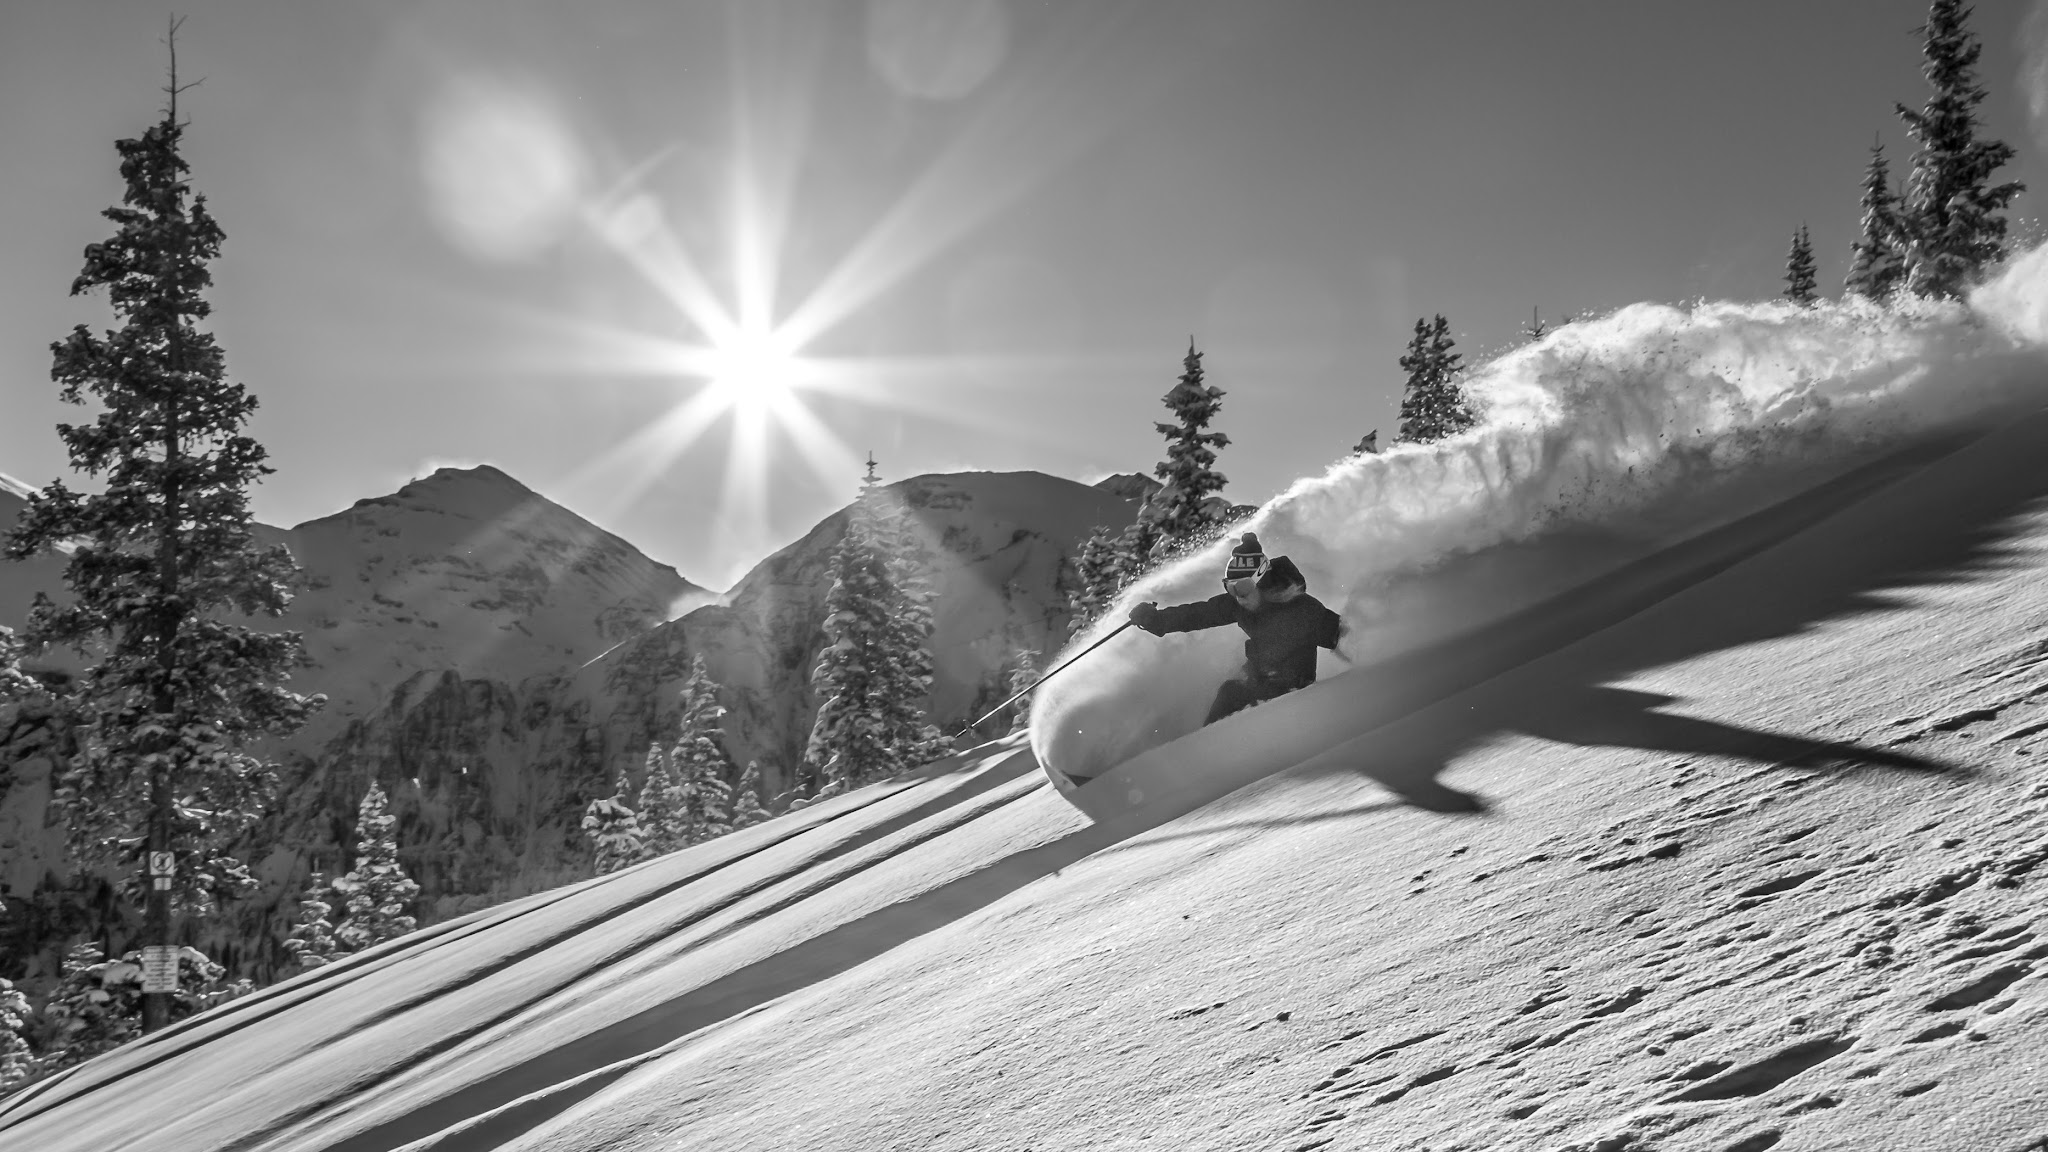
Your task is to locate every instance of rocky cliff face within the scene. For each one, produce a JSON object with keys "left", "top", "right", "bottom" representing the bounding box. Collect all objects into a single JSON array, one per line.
[{"left": 0, "top": 465, "right": 1144, "bottom": 980}]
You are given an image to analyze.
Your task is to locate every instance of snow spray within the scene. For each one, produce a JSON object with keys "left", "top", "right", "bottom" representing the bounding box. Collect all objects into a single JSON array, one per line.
[{"left": 1032, "top": 244, "right": 2048, "bottom": 780}]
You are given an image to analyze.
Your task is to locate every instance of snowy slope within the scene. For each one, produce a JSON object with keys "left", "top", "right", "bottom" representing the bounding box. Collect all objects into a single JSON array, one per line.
[{"left": 7, "top": 373, "right": 2048, "bottom": 1150}]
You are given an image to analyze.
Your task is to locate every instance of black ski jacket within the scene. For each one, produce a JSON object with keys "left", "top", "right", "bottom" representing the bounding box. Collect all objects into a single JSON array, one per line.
[{"left": 1141, "top": 591, "right": 1342, "bottom": 690}]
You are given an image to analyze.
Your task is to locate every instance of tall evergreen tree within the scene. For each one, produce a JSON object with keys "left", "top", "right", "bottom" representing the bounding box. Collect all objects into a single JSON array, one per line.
[
  {"left": 582, "top": 767, "right": 648, "bottom": 873},
  {"left": 1844, "top": 138, "right": 1910, "bottom": 299},
  {"left": 331, "top": 783, "right": 419, "bottom": 953},
  {"left": 1, "top": 25, "right": 320, "bottom": 1032},
  {"left": 1784, "top": 225, "right": 1819, "bottom": 305},
  {"left": 1395, "top": 316, "right": 1475, "bottom": 445},
  {"left": 1894, "top": 0, "right": 2024, "bottom": 298},
  {"left": 874, "top": 514, "right": 948, "bottom": 771},
  {"left": 803, "top": 457, "right": 948, "bottom": 793},
  {"left": 635, "top": 743, "right": 691, "bottom": 855},
  {"left": 730, "top": 761, "right": 772, "bottom": 829},
  {"left": 282, "top": 870, "right": 345, "bottom": 971},
  {"left": 804, "top": 473, "right": 893, "bottom": 794},
  {"left": 1145, "top": 340, "right": 1230, "bottom": 559},
  {"left": 672, "top": 655, "right": 734, "bottom": 843}
]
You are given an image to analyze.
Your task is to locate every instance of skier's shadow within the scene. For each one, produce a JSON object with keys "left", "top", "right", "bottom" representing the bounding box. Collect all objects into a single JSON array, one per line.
[
  {"left": 1279, "top": 415, "right": 2048, "bottom": 814},
  {"left": 1351, "top": 684, "right": 1948, "bottom": 816}
]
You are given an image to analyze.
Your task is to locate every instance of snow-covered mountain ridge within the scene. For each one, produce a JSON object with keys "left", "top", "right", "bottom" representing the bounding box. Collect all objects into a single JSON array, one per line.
[{"left": 0, "top": 463, "right": 1144, "bottom": 975}]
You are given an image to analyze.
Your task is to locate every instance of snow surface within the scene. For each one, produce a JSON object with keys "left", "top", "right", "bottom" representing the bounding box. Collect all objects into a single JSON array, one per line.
[{"left": 9, "top": 263, "right": 2048, "bottom": 1148}]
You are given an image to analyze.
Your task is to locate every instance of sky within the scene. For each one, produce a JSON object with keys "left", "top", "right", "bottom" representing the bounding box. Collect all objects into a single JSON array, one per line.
[{"left": 2, "top": 0, "right": 2046, "bottom": 590}]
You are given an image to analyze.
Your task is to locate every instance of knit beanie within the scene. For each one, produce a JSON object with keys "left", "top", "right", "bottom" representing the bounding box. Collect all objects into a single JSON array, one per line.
[{"left": 1224, "top": 533, "right": 1265, "bottom": 582}]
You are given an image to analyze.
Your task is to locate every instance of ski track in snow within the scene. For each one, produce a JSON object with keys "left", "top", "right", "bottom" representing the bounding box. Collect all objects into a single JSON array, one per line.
[{"left": 10, "top": 255, "right": 2048, "bottom": 1150}]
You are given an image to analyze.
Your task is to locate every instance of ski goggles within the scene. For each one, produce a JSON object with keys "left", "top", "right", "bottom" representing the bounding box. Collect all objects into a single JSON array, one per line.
[{"left": 1222, "top": 562, "right": 1267, "bottom": 595}]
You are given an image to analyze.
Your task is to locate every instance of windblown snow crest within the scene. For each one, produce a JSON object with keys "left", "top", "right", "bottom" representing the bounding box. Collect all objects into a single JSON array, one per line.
[{"left": 1033, "top": 246, "right": 2048, "bottom": 780}]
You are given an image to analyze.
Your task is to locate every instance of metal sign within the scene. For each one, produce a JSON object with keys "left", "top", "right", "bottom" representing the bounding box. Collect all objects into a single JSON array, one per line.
[
  {"left": 139, "top": 945, "right": 179, "bottom": 994},
  {"left": 148, "top": 852, "right": 174, "bottom": 876}
]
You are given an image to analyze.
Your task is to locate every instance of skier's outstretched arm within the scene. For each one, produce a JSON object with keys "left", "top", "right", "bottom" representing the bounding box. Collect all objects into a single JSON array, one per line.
[{"left": 1129, "top": 595, "right": 1236, "bottom": 635}]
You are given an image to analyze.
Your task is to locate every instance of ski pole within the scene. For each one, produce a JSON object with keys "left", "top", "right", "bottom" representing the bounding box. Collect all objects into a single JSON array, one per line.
[{"left": 961, "top": 620, "right": 1137, "bottom": 734}]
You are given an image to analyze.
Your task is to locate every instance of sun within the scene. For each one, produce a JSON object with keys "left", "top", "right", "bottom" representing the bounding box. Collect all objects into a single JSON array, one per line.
[{"left": 703, "top": 323, "right": 801, "bottom": 416}]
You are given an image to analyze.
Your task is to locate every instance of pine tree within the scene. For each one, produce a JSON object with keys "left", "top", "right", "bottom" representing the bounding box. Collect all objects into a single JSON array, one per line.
[
  {"left": 582, "top": 767, "right": 648, "bottom": 873},
  {"left": 35, "top": 941, "right": 138, "bottom": 1072},
  {"left": 0, "top": 977, "right": 34, "bottom": 1095},
  {"left": 1000, "top": 648, "right": 1040, "bottom": 735},
  {"left": 331, "top": 783, "right": 419, "bottom": 953},
  {"left": 1784, "top": 225, "right": 1819, "bottom": 305},
  {"left": 803, "top": 457, "right": 949, "bottom": 792},
  {"left": 803, "top": 467, "right": 893, "bottom": 793},
  {"left": 0, "top": 25, "right": 320, "bottom": 1033},
  {"left": 1844, "top": 138, "right": 1910, "bottom": 299},
  {"left": 282, "top": 869, "right": 346, "bottom": 971},
  {"left": 874, "top": 511, "right": 948, "bottom": 772},
  {"left": 1394, "top": 316, "right": 1476, "bottom": 445},
  {"left": 1065, "top": 523, "right": 1141, "bottom": 636},
  {"left": 730, "top": 761, "right": 773, "bottom": 829},
  {"left": 1145, "top": 340, "right": 1230, "bottom": 560},
  {"left": 672, "top": 655, "right": 734, "bottom": 843},
  {"left": 1522, "top": 307, "right": 1548, "bottom": 342},
  {"left": 1894, "top": 0, "right": 2024, "bottom": 298},
  {"left": 635, "top": 743, "right": 691, "bottom": 855}
]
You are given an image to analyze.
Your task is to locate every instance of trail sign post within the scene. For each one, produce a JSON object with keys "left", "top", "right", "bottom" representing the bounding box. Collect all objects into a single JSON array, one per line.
[{"left": 139, "top": 945, "right": 179, "bottom": 994}]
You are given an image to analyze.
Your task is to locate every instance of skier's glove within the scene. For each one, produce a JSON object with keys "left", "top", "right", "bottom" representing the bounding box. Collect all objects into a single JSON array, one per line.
[{"left": 1128, "top": 602, "right": 1162, "bottom": 634}]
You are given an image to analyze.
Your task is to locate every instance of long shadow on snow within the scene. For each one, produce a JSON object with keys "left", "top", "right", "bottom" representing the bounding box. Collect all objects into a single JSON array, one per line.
[
  {"left": 1072, "top": 409, "right": 2048, "bottom": 826},
  {"left": 1281, "top": 408, "right": 2048, "bottom": 810},
  {"left": 0, "top": 740, "right": 1039, "bottom": 1146},
  {"left": 317, "top": 773, "right": 1251, "bottom": 1152}
]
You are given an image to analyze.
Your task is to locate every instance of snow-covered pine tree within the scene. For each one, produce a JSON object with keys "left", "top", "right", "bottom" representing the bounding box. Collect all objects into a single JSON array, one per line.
[
  {"left": 1145, "top": 340, "right": 1230, "bottom": 560},
  {"left": 1844, "top": 138, "right": 1909, "bottom": 299},
  {"left": 282, "top": 870, "right": 346, "bottom": 970},
  {"left": 730, "top": 761, "right": 772, "bottom": 829},
  {"left": 582, "top": 767, "right": 648, "bottom": 874},
  {"left": 1395, "top": 316, "right": 1476, "bottom": 445},
  {"left": 331, "top": 783, "right": 419, "bottom": 953},
  {"left": 0, "top": 27, "right": 321, "bottom": 1033},
  {"left": 671, "top": 655, "right": 734, "bottom": 843},
  {"left": 804, "top": 457, "right": 948, "bottom": 792},
  {"left": 1894, "top": 0, "right": 2024, "bottom": 299},
  {"left": 803, "top": 467, "right": 893, "bottom": 794},
  {"left": 34, "top": 941, "right": 138, "bottom": 1072},
  {"left": 874, "top": 501, "right": 949, "bottom": 773},
  {"left": 1000, "top": 647, "right": 1040, "bottom": 735},
  {"left": 0, "top": 978, "right": 34, "bottom": 1095},
  {"left": 1065, "top": 523, "right": 1134, "bottom": 636},
  {"left": 1784, "top": 225, "right": 1819, "bottom": 305},
  {"left": 636, "top": 743, "right": 691, "bottom": 856}
]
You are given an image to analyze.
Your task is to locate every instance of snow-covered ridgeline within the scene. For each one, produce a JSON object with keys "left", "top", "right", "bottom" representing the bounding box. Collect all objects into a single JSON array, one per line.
[{"left": 1034, "top": 245, "right": 2048, "bottom": 779}]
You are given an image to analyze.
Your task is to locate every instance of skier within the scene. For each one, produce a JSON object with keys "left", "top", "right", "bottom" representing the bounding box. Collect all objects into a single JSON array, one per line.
[{"left": 1127, "top": 533, "right": 1345, "bottom": 724}]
